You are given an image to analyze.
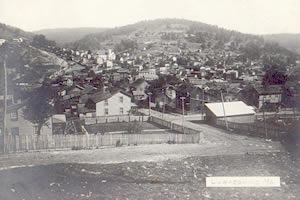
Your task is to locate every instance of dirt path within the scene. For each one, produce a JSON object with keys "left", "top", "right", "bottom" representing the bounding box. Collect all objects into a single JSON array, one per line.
[{"left": 0, "top": 138, "right": 283, "bottom": 171}]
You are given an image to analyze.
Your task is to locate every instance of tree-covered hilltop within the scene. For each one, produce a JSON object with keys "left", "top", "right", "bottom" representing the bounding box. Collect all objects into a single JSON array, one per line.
[
  {"left": 264, "top": 33, "right": 300, "bottom": 55},
  {"left": 67, "top": 18, "right": 298, "bottom": 66},
  {"left": 34, "top": 27, "right": 109, "bottom": 46},
  {"left": 0, "top": 23, "right": 34, "bottom": 40}
]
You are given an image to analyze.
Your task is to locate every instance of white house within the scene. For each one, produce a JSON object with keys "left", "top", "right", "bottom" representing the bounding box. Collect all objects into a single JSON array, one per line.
[{"left": 90, "top": 91, "right": 132, "bottom": 116}]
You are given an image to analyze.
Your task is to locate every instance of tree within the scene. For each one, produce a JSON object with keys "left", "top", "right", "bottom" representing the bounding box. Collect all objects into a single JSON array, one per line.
[
  {"left": 262, "top": 67, "right": 287, "bottom": 86},
  {"left": 31, "top": 34, "right": 56, "bottom": 48},
  {"left": 23, "top": 83, "right": 54, "bottom": 135}
]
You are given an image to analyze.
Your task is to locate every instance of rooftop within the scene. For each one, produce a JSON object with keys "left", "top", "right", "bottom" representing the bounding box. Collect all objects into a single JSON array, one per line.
[
  {"left": 254, "top": 85, "right": 283, "bottom": 95},
  {"left": 205, "top": 101, "right": 255, "bottom": 117}
]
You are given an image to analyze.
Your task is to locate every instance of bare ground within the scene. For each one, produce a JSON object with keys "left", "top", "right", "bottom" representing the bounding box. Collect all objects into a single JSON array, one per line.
[{"left": 0, "top": 151, "right": 299, "bottom": 200}]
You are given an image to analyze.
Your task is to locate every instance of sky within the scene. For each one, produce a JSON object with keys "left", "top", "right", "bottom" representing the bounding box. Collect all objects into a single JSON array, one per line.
[{"left": 0, "top": 0, "right": 299, "bottom": 35}]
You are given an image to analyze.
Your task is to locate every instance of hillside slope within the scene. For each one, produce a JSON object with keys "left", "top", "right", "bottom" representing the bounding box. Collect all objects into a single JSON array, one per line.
[
  {"left": 0, "top": 23, "right": 67, "bottom": 87},
  {"left": 35, "top": 27, "right": 109, "bottom": 45},
  {"left": 263, "top": 33, "right": 300, "bottom": 54},
  {"left": 0, "top": 23, "right": 34, "bottom": 40},
  {"left": 68, "top": 19, "right": 298, "bottom": 65}
]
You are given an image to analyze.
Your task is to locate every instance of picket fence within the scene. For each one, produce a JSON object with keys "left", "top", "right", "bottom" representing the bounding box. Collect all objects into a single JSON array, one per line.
[
  {"left": 83, "top": 115, "right": 150, "bottom": 125},
  {"left": 1, "top": 132, "right": 201, "bottom": 153}
]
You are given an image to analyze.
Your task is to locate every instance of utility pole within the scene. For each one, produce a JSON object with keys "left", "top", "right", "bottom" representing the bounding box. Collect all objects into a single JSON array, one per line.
[
  {"left": 220, "top": 89, "right": 228, "bottom": 130},
  {"left": 202, "top": 88, "right": 205, "bottom": 120},
  {"left": 162, "top": 98, "right": 165, "bottom": 119},
  {"left": 3, "top": 56, "right": 7, "bottom": 153},
  {"left": 262, "top": 97, "right": 267, "bottom": 138},
  {"left": 148, "top": 92, "right": 152, "bottom": 117},
  {"left": 180, "top": 97, "right": 185, "bottom": 134}
]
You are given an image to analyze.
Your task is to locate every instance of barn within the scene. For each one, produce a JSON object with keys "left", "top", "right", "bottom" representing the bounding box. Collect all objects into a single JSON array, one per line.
[{"left": 205, "top": 101, "right": 256, "bottom": 125}]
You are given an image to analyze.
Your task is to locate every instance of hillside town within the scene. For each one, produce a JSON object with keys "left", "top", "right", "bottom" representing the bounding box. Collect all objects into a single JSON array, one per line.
[
  {"left": 0, "top": 15, "right": 300, "bottom": 200},
  {"left": 1, "top": 32, "right": 299, "bottom": 139}
]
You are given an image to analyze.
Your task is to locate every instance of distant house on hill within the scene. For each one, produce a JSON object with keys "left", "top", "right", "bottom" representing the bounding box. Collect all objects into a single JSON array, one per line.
[{"left": 205, "top": 101, "right": 256, "bottom": 125}]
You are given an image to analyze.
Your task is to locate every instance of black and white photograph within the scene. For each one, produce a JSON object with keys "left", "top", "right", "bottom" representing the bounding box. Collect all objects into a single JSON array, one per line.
[{"left": 0, "top": 0, "right": 299, "bottom": 199}]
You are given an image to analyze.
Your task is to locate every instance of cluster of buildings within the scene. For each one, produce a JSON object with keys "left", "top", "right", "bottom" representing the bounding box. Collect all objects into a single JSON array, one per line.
[{"left": 0, "top": 37, "right": 297, "bottom": 137}]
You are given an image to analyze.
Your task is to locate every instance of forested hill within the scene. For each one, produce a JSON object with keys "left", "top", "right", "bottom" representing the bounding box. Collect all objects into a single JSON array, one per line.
[
  {"left": 0, "top": 23, "right": 66, "bottom": 86},
  {"left": 263, "top": 33, "right": 300, "bottom": 55},
  {"left": 0, "top": 23, "right": 34, "bottom": 40},
  {"left": 67, "top": 19, "right": 299, "bottom": 65},
  {"left": 34, "top": 27, "right": 109, "bottom": 46}
]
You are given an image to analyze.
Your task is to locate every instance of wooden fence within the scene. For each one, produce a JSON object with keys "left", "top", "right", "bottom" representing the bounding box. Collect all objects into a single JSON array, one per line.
[
  {"left": 216, "top": 119, "right": 286, "bottom": 140},
  {"left": 83, "top": 115, "right": 150, "bottom": 125},
  {"left": 1, "top": 132, "right": 201, "bottom": 153},
  {"left": 150, "top": 116, "right": 200, "bottom": 135}
]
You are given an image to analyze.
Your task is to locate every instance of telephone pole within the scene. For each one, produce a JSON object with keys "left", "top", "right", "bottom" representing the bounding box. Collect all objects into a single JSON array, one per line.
[
  {"left": 202, "top": 88, "right": 205, "bottom": 120},
  {"left": 262, "top": 98, "right": 267, "bottom": 138},
  {"left": 2, "top": 57, "right": 7, "bottom": 153},
  {"left": 220, "top": 89, "right": 228, "bottom": 130},
  {"left": 148, "top": 92, "right": 152, "bottom": 117},
  {"left": 180, "top": 97, "right": 186, "bottom": 134}
]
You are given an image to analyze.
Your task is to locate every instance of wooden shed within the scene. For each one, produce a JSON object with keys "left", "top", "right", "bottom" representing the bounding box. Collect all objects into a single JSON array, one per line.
[{"left": 205, "top": 101, "right": 256, "bottom": 125}]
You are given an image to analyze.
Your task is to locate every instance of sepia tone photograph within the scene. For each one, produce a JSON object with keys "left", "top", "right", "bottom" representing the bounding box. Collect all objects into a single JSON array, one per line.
[{"left": 0, "top": 0, "right": 299, "bottom": 199}]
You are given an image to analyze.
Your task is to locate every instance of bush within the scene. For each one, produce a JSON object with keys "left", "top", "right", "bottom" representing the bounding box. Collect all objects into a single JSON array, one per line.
[
  {"left": 115, "top": 139, "right": 122, "bottom": 147},
  {"left": 167, "top": 140, "right": 176, "bottom": 144},
  {"left": 71, "top": 146, "right": 84, "bottom": 150}
]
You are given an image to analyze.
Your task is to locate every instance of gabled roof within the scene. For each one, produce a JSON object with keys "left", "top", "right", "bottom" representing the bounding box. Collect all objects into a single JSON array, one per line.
[
  {"left": 90, "top": 90, "right": 131, "bottom": 103},
  {"left": 52, "top": 114, "right": 66, "bottom": 123},
  {"left": 254, "top": 85, "right": 283, "bottom": 95},
  {"left": 176, "top": 83, "right": 195, "bottom": 93},
  {"left": 130, "top": 79, "right": 147, "bottom": 88},
  {"left": 205, "top": 101, "right": 255, "bottom": 117}
]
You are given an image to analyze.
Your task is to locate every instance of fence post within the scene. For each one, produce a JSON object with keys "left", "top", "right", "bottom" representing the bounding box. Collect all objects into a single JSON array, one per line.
[
  {"left": 110, "top": 134, "right": 113, "bottom": 146},
  {"left": 95, "top": 134, "right": 99, "bottom": 147},
  {"left": 15, "top": 136, "right": 19, "bottom": 152},
  {"left": 86, "top": 134, "right": 89, "bottom": 148},
  {"left": 25, "top": 136, "right": 29, "bottom": 151}
]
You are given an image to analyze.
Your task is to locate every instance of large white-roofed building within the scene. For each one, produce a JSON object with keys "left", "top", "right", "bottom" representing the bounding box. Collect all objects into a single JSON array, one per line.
[{"left": 205, "top": 101, "right": 256, "bottom": 124}]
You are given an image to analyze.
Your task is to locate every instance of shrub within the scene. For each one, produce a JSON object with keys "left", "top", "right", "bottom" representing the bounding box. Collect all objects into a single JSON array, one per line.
[
  {"left": 115, "top": 139, "right": 122, "bottom": 147},
  {"left": 71, "top": 146, "right": 84, "bottom": 150}
]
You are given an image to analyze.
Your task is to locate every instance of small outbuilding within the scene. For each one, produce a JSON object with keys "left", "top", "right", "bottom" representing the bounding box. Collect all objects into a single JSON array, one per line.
[{"left": 205, "top": 101, "right": 256, "bottom": 124}]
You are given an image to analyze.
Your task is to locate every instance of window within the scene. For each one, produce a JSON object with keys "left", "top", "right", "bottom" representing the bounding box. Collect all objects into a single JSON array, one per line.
[
  {"left": 7, "top": 99, "right": 13, "bottom": 106},
  {"left": 196, "top": 94, "right": 200, "bottom": 100},
  {"left": 65, "top": 108, "right": 71, "bottom": 113},
  {"left": 33, "top": 126, "right": 39, "bottom": 135},
  {"left": 105, "top": 108, "right": 109, "bottom": 115},
  {"left": 120, "top": 107, "right": 124, "bottom": 114},
  {"left": 11, "top": 127, "right": 19, "bottom": 136},
  {"left": 120, "top": 96, "right": 123, "bottom": 103},
  {"left": 71, "top": 105, "right": 77, "bottom": 109},
  {"left": 10, "top": 111, "right": 18, "bottom": 121},
  {"left": 104, "top": 99, "right": 108, "bottom": 106}
]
